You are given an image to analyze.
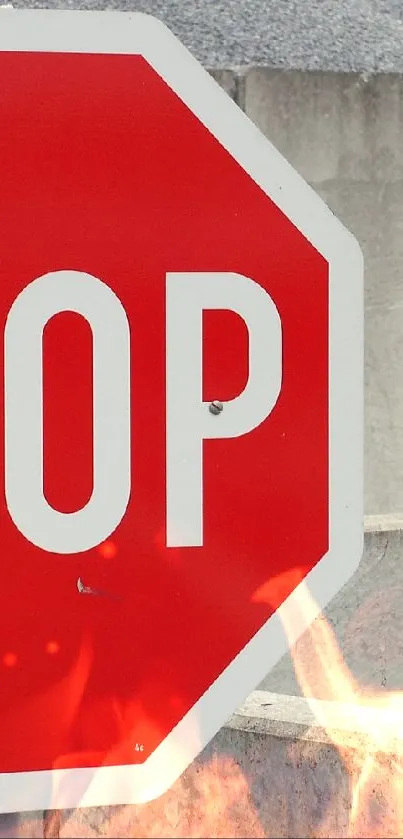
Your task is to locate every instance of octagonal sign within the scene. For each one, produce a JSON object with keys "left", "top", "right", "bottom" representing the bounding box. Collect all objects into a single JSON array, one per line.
[{"left": 0, "top": 9, "right": 363, "bottom": 813}]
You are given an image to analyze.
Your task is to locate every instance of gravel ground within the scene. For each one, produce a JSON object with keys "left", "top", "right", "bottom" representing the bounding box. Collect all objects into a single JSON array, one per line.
[{"left": 9, "top": 0, "right": 403, "bottom": 72}]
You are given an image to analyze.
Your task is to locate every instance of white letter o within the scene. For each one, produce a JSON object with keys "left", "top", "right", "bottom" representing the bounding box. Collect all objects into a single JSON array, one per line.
[{"left": 4, "top": 270, "right": 131, "bottom": 554}]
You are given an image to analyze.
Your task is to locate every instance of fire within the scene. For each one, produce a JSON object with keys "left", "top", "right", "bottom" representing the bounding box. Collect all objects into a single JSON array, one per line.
[
  {"left": 23, "top": 577, "right": 403, "bottom": 838},
  {"left": 277, "top": 580, "right": 403, "bottom": 838},
  {"left": 58, "top": 754, "right": 264, "bottom": 838}
]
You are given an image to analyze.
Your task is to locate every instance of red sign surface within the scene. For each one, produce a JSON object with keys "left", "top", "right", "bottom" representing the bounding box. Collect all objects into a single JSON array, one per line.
[{"left": 0, "top": 11, "right": 362, "bottom": 812}]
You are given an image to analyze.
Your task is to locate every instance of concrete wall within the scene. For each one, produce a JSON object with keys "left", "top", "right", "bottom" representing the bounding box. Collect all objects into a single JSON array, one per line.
[{"left": 211, "top": 68, "right": 403, "bottom": 517}]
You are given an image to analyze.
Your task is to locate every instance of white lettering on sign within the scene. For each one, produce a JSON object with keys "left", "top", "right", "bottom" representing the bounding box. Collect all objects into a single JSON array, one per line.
[
  {"left": 166, "top": 272, "right": 282, "bottom": 547},
  {"left": 4, "top": 270, "right": 131, "bottom": 554},
  {"left": 4, "top": 270, "right": 282, "bottom": 554}
]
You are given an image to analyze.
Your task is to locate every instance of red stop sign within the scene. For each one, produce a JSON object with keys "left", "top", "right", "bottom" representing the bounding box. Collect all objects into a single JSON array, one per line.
[{"left": 0, "top": 10, "right": 363, "bottom": 812}]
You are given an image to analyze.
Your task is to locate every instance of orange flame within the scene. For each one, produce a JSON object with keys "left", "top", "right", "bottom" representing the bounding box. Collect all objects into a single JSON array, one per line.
[
  {"left": 39, "top": 574, "right": 403, "bottom": 838},
  {"left": 58, "top": 754, "right": 264, "bottom": 838},
  {"left": 1, "top": 633, "right": 92, "bottom": 771},
  {"left": 43, "top": 660, "right": 264, "bottom": 836},
  {"left": 276, "top": 580, "right": 403, "bottom": 838}
]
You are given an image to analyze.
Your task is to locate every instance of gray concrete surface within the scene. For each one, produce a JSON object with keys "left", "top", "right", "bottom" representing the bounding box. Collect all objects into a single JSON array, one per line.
[
  {"left": 213, "top": 69, "right": 403, "bottom": 515},
  {"left": 260, "top": 521, "right": 403, "bottom": 696},
  {"left": 3, "top": 690, "right": 398, "bottom": 837},
  {"left": 12, "top": 0, "right": 403, "bottom": 74},
  {"left": 215, "top": 67, "right": 403, "bottom": 516},
  {"left": 243, "top": 69, "right": 403, "bottom": 514}
]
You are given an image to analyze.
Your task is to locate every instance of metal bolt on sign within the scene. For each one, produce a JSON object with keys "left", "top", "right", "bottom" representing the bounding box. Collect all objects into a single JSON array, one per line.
[{"left": 209, "top": 400, "right": 224, "bottom": 415}]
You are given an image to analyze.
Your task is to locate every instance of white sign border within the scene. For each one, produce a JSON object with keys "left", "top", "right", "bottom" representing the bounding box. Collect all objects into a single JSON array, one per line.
[{"left": 0, "top": 9, "right": 363, "bottom": 813}]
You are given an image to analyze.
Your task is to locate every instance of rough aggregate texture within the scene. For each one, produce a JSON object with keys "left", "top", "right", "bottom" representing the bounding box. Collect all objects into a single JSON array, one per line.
[{"left": 9, "top": 0, "right": 403, "bottom": 73}]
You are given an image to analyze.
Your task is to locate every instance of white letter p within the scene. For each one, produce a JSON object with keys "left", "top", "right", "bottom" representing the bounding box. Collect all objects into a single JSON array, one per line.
[{"left": 166, "top": 272, "right": 282, "bottom": 547}]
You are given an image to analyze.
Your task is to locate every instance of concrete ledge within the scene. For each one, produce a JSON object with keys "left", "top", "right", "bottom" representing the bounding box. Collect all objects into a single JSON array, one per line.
[
  {"left": 232, "top": 689, "right": 401, "bottom": 752},
  {"left": 364, "top": 513, "right": 403, "bottom": 533}
]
